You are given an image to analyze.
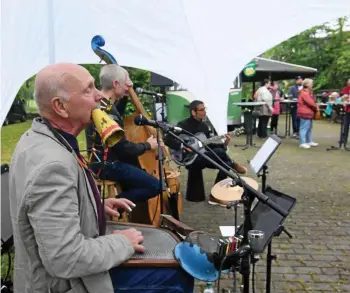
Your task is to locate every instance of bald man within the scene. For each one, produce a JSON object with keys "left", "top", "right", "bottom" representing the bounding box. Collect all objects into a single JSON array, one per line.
[{"left": 9, "top": 63, "right": 194, "bottom": 293}]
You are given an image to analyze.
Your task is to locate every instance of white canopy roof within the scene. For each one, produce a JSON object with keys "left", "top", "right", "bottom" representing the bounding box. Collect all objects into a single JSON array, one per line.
[{"left": 1, "top": 0, "right": 349, "bottom": 134}]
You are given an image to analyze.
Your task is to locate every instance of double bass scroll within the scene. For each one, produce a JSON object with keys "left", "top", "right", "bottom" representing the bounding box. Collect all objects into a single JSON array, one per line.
[{"left": 91, "top": 35, "right": 182, "bottom": 227}]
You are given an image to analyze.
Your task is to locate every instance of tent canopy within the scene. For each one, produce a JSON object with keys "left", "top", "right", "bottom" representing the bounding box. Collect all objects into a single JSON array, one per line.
[
  {"left": 1, "top": 0, "right": 349, "bottom": 134},
  {"left": 151, "top": 57, "right": 318, "bottom": 86},
  {"left": 242, "top": 57, "right": 318, "bottom": 82}
]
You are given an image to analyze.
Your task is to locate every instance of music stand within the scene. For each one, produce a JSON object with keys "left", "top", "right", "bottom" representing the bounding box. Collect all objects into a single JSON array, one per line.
[{"left": 246, "top": 134, "right": 294, "bottom": 293}]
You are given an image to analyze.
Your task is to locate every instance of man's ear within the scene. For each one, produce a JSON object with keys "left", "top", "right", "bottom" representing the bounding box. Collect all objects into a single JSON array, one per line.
[
  {"left": 113, "top": 80, "right": 119, "bottom": 89},
  {"left": 51, "top": 97, "right": 69, "bottom": 118}
]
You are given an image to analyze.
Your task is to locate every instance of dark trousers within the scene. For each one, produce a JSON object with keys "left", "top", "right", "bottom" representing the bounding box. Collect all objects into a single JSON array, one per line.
[
  {"left": 257, "top": 115, "right": 270, "bottom": 138},
  {"left": 190, "top": 147, "right": 235, "bottom": 184},
  {"left": 290, "top": 105, "right": 300, "bottom": 134},
  {"left": 342, "top": 112, "right": 350, "bottom": 145},
  {"left": 93, "top": 161, "right": 160, "bottom": 202},
  {"left": 270, "top": 114, "right": 279, "bottom": 133}
]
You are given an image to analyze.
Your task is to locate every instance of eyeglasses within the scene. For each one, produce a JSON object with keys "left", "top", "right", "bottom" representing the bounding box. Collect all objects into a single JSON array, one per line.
[{"left": 197, "top": 107, "right": 206, "bottom": 112}]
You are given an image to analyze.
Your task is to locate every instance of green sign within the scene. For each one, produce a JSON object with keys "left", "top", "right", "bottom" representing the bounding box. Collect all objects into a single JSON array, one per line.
[{"left": 243, "top": 61, "right": 257, "bottom": 77}]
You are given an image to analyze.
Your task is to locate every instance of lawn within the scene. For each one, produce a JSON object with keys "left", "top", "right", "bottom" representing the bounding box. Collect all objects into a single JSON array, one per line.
[{"left": 1, "top": 120, "right": 87, "bottom": 164}]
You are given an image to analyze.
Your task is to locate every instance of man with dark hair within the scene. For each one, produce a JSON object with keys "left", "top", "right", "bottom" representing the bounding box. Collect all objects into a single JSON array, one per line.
[
  {"left": 287, "top": 76, "right": 303, "bottom": 137},
  {"left": 165, "top": 100, "right": 247, "bottom": 205}
]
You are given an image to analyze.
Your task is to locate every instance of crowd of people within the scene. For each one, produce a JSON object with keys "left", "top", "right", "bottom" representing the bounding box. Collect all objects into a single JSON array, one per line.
[{"left": 253, "top": 77, "right": 350, "bottom": 149}]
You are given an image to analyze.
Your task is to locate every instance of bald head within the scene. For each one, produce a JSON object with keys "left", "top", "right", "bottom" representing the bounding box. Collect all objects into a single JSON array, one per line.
[
  {"left": 34, "top": 63, "right": 90, "bottom": 115},
  {"left": 33, "top": 63, "right": 102, "bottom": 135}
]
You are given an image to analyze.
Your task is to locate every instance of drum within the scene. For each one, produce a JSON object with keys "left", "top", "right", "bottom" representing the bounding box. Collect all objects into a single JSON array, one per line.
[
  {"left": 164, "top": 169, "right": 183, "bottom": 217},
  {"left": 106, "top": 219, "right": 184, "bottom": 267},
  {"left": 210, "top": 176, "right": 259, "bottom": 206}
]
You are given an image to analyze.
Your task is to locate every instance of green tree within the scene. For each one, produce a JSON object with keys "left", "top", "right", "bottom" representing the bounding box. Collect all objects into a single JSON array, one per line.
[{"left": 264, "top": 17, "right": 350, "bottom": 90}]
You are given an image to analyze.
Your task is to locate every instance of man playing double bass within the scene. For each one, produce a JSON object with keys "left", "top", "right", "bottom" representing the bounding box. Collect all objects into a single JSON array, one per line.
[
  {"left": 87, "top": 64, "right": 160, "bottom": 203},
  {"left": 164, "top": 100, "right": 248, "bottom": 205}
]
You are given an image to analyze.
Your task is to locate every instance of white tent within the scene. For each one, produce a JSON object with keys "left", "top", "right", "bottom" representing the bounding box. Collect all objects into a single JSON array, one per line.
[{"left": 1, "top": 0, "right": 349, "bottom": 134}]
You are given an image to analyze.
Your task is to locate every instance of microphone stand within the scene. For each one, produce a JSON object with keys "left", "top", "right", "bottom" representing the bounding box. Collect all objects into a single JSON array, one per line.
[
  {"left": 156, "top": 127, "right": 167, "bottom": 215},
  {"left": 165, "top": 129, "right": 288, "bottom": 293}
]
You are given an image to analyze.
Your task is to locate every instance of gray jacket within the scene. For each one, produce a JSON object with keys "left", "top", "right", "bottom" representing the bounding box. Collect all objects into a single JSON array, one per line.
[
  {"left": 9, "top": 118, "right": 134, "bottom": 293},
  {"left": 256, "top": 86, "right": 273, "bottom": 116}
]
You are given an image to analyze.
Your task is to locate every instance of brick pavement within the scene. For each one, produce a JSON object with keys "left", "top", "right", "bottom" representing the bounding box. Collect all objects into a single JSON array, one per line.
[{"left": 177, "top": 119, "right": 350, "bottom": 292}]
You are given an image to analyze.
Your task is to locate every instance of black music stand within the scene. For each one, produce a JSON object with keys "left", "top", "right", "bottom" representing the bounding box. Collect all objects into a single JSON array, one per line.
[
  {"left": 247, "top": 134, "right": 295, "bottom": 293},
  {"left": 236, "top": 187, "right": 296, "bottom": 291}
]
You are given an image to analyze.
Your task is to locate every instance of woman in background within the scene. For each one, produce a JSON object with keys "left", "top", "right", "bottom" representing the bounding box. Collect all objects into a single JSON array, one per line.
[
  {"left": 269, "top": 81, "right": 281, "bottom": 134},
  {"left": 255, "top": 79, "right": 273, "bottom": 138},
  {"left": 297, "top": 78, "right": 319, "bottom": 149}
]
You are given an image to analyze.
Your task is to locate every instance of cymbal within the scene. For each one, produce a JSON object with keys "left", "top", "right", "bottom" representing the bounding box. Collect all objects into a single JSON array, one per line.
[{"left": 211, "top": 177, "right": 259, "bottom": 205}]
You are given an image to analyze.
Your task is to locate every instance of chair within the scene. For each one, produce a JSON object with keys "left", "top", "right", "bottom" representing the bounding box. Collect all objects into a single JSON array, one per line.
[
  {"left": 185, "top": 167, "right": 206, "bottom": 202},
  {"left": 95, "top": 179, "right": 129, "bottom": 222},
  {"left": 83, "top": 146, "right": 129, "bottom": 222}
]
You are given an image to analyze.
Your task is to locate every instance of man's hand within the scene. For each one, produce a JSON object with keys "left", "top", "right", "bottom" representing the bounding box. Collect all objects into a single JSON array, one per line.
[
  {"left": 224, "top": 134, "right": 231, "bottom": 147},
  {"left": 183, "top": 146, "right": 192, "bottom": 152},
  {"left": 104, "top": 198, "right": 135, "bottom": 218},
  {"left": 146, "top": 135, "right": 158, "bottom": 150},
  {"left": 113, "top": 228, "right": 145, "bottom": 253}
]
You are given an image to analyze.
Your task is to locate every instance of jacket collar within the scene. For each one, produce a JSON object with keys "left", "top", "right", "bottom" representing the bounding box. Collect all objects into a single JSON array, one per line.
[
  {"left": 31, "top": 117, "right": 72, "bottom": 151},
  {"left": 31, "top": 117, "right": 98, "bottom": 218}
]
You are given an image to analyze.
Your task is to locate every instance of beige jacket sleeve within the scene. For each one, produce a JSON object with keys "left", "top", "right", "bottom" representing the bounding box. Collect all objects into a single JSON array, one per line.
[{"left": 25, "top": 160, "right": 134, "bottom": 279}]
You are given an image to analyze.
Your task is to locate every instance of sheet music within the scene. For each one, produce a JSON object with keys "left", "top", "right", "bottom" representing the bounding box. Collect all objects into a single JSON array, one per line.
[
  {"left": 250, "top": 136, "right": 280, "bottom": 175},
  {"left": 219, "top": 226, "right": 236, "bottom": 237}
]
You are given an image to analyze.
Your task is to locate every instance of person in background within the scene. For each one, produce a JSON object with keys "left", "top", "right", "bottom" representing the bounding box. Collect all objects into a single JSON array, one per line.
[
  {"left": 269, "top": 81, "right": 281, "bottom": 134},
  {"left": 297, "top": 78, "right": 319, "bottom": 149},
  {"left": 325, "top": 92, "right": 340, "bottom": 122},
  {"left": 288, "top": 76, "right": 303, "bottom": 138},
  {"left": 255, "top": 79, "right": 273, "bottom": 138},
  {"left": 340, "top": 79, "right": 350, "bottom": 146}
]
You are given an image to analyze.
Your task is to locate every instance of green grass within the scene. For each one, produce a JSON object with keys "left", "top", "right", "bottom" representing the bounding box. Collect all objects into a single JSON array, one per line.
[{"left": 1, "top": 120, "right": 87, "bottom": 164}]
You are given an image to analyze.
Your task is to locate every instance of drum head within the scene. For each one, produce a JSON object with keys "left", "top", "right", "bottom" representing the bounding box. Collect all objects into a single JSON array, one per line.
[{"left": 211, "top": 177, "right": 259, "bottom": 205}]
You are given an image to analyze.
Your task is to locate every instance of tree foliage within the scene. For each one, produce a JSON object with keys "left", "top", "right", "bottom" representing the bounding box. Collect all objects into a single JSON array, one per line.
[
  {"left": 263, "top": 17, "right": 350, "bottom": 90},
  {"left": 16, "top": 64, "right": 152, "bottom": 115}
]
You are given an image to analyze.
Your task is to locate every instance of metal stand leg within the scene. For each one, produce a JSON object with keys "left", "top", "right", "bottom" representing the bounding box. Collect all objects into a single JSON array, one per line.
[
  {"left": 327, "top": 113, "right": 345, "bottom": 151},
  {"left": 282, "top": 105, "right": 291, "bottom": 138},
  {"left": 235, "top": 110, "right": 259, "bottom": 150}
]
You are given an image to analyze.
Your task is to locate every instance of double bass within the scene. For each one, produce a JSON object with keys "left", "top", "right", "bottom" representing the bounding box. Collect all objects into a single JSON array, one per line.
[{"left": 91, "top": 35, "right": 182, "bottom": 226}]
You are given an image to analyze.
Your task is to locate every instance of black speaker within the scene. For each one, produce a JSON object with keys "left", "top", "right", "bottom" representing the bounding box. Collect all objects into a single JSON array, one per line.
[
  {"left": 150, "top": 72, "right": 174, "bottom": 87},
  {"left": 1, "top": 164, "right": 13, "bottom": 254}
]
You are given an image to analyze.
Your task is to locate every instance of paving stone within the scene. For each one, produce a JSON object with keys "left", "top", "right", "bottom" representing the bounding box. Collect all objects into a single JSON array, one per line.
[{"left": 178, "top": 119, "right": 350, "bottom": 293}]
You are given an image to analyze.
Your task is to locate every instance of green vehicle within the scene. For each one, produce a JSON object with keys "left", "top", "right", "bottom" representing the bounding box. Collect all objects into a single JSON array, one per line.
[
  {"left": 164, "top": 57, "right": 317, "bottom": 131},
  {"left": 165, "top": 75, "right": 243, "bottom": 132}
]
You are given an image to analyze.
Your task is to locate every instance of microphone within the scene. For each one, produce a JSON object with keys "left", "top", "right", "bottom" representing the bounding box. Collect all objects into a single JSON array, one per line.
[
  {"left": 135, "top": 87, "right": 163, "bottom": 97},
  {"left": 134, "top": 114, "right": 182, "bottom": 133}
]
